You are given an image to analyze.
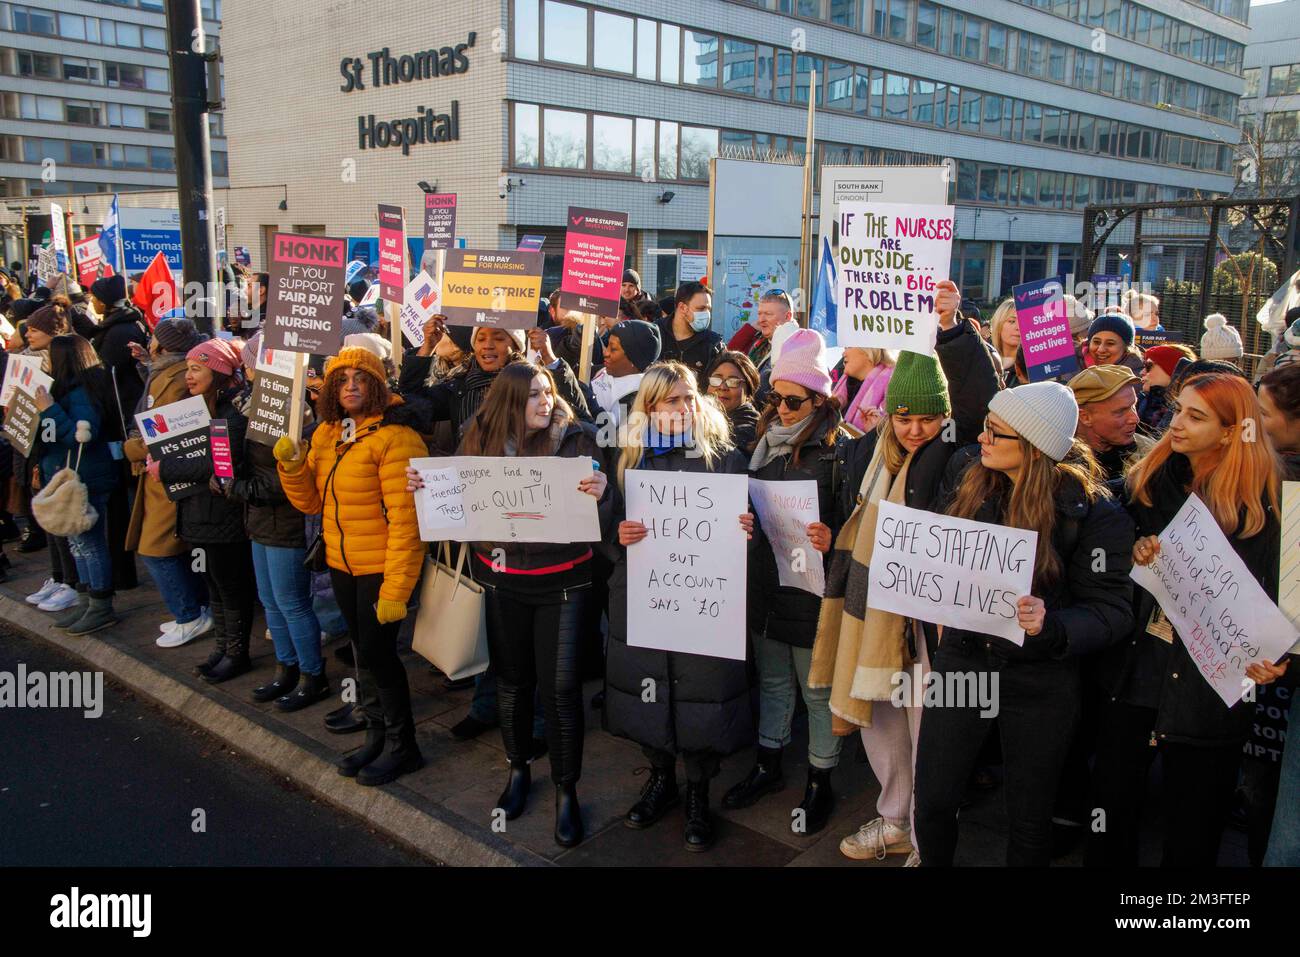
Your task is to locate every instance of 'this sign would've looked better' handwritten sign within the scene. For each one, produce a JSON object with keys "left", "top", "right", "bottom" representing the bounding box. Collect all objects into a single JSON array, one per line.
[
  {"left": 866, "top": 501, "right": 1036, "bottom": 644},
  {"left": 1130, "top": 494, "right": 1298, "bottom": 706},
  {"left": 624, "top": 470, "right": 748, "bottom": 661},
  {"left": 836, "top": 200, "right": 954, "bottom": 355},
  {"left": 409, "top": 455, "right": 600, "bottom": 543}
]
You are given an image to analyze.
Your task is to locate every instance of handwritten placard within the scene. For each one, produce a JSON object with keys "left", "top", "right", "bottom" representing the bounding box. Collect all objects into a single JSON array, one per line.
[
  {"left": 1273, "top": 481, "right": 1298, "bottom": 654},
  {"left": 409, "top": 455, "right": 599, "bottom": 543},
  {"left": 866, "top": 501, "right": 1036, "bottom": 644},
  {"left": 748, "top": 477, "right": 824, "bottom": 596},
  {"left": 836, "top": 200, "right": 954, "bottom": 355},
  {"left": 1130, "top": 494, "right": 1299, "bottom": 706},
  {"left": 624, "top": 469, "right": 748, "bottom": 661}
]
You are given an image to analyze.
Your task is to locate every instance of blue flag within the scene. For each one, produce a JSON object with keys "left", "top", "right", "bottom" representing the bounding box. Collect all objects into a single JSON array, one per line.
[
  {"left": 808, "top": 235, "right": 837, "bottom": 347},
  {"left": 99, "top": 194, "right": 120, "bottom": 272}
]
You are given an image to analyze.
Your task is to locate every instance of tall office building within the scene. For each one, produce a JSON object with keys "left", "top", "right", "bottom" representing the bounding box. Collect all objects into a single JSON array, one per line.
[
  {"left": 1239, "top": 0, "right": 1300, "bottom": 193},
  {"left": 0, "top": 0, "right": 227, "bottom": 265}
]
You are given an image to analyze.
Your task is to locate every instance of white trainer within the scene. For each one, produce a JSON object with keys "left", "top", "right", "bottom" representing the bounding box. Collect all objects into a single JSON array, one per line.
[
  {"left": 903, "top": 850, "right": 921, "bottom": 867},
  {"left": 160, "top": 620, "right": 179, "bottom": 633},
  {"left": 38, "top": 583, "right": 81, "bottom": 612},
  {"left": 156, "top": 610, "right": 214, "bottom": 648},
  {"left": 839, "top": 817, "right": 914, "bottom": 861},
  {"left": 26, "top": 578, "right": 60, "bottom": 605}
]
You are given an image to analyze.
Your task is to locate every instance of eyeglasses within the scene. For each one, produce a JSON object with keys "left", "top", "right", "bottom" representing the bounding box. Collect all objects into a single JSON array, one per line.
[
  {"left": 982, "top": 418, "right": 1018, "bottom": 442},
  {"left": 708, "top": 375, "right": 745, "bottom": 389},
  {"left": 1142, "top": 361, "right": 1154, "bottom": 372},
  {"left": 768, "top": 392, "right": 814, "bottom": 411}
]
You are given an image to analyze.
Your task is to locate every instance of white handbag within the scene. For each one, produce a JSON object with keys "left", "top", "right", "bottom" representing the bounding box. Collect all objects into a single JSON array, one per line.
[
  {"left": 411, "top": 542, "right": 489, "bottom": 681},
  {"left": 31, "top": 427, "right": 98, "bottom": 538}
]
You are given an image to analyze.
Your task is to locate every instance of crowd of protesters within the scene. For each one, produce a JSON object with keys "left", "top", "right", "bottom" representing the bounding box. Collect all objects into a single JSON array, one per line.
[{"left": 2, "top": 257, "right": 1298, "bottom": 866}]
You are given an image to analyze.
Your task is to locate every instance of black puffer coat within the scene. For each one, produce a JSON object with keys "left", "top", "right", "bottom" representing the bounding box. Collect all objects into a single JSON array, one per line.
[
  {"left": 228, "top": 435, "right": 305, "bottom": 549},
  {"left": 604, "top": 444, "right": 754, "bottom": 757},
  {"left": 89, "top": 300, "right": 149, "bottom": 419},
  {"left": 748, "top": 418, "right": 853, "bottom": 648},
  {"left": 159, "top": 391, "right": 248, "bottom": 545},
  {"left": 1098, "top": 453, "right": 1282, "bottom": 748}
]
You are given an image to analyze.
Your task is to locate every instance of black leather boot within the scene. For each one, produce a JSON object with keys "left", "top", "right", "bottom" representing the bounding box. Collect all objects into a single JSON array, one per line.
[
  {"left": 252, "top": 663, "right": 299, "bottom": 703},
  {"left": 195, "top": 603, "right": 228, "bottom": 677},
  {"left": 338, "top": 671, "right": 384, "bottom": 777},
  {"left": 325, "top": 701, "right": 366, "bottom": 734},
  {"left": 276, "top": 665, "right": 330, "bottom": 712},
  {"left": 722, "top": 745, "right": 784, "bottom": 809},
  {"left": 357, "top": 685, "right": 424, "bottom": 786},
  {"left": 684, "top": 779, "right": 715, "bottom": 851},
  {"left": 625, "top": 765, "right": 679, "bottom": 829},
  {"left": 202, "top": 633, "right": 250, "bottom": 684},
  {"left": 793, "top": 766, "right": 835, "bottom": 836},
  {"left": 554, "top": 783, "right": 584, "bottom": 847},
  {"left": 496, "top": 764, "right": 531, "bottom": 819}
]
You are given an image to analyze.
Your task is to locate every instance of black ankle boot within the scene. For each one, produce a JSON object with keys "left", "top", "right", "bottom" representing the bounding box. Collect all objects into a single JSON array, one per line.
[
  {"left": 276, "top": 667, "right": 330, "bottom": 712},
  {"left": 356, "top": 687, "right": 424, "bottom": 787},
  {"left": 554, "top": 783, "right": 583, "bottom": 847},
  {"left": 722, "top": 745, "right": 784, "bottom": 809},
  {"left": 793, "top": 766, "right": 835, "bottom": 836},
  {"left": 203, "top": 645, "right": 251, "bottom": 684},
  {"left": 337, "top": 724, "right": 386, "bottom": 777},
  {"left": 684, "top": 780, "right": 715, "bottom": 851},
  {"left": 324, "top": 701, "right": 366, "bottom": 734},
  {"left": 625, "top": 766, "right": 679, "bottom": 829},
  {"left": 252, "top": 663, "right": 299, "bottom": 702},
  {"left": 496, "top": 764, "right": 531, "bottom": 819},
  {"left": 195, "top": 605, "right": 229, "bottom": 678}
]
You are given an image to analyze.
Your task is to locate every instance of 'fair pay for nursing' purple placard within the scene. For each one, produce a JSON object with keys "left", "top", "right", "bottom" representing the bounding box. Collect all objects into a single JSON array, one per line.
[{"left": 1012, "top": 278, "right": 1078, "bottom": 382}]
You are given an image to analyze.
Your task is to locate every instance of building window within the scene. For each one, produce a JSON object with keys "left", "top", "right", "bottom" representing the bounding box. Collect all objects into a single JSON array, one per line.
[
  {"left": 635, "top": 18, "right": 656, "bottom": 79},
  {"left": 593, "top": 11, "right": 633, "bottom": 74},
  {"left": 683, "top": 31, "right": 718, "bottom": 88},
  {"left": 18, "top": 51, "right": 58, "bottom": 79},
  {"left": 658, "top": 121, "right": 678, "bottom": 179},
  {"left": 826, "top": 59, "right": 853, "bottom": 110},
  {"left": 1001, "top": 242, "right": 1048, "bottom": 292},
  {"left": 1241, "top": 67, "right": 1259, "bottom": 100},
  {"left": 1265, "top": 111, "right": 1299, "bottom": 142},
  {"left": 543, "top": 1, "right": 587, "bottom": 66},
  {"left": 794, "top": 54, "right": 822, "bottom": 105},
  {"left": 660, "top": 24, "right": 680, "bottom": 84},
  {"left": 513, "top": 102, "right": 539, "bottom": 166},
  {"left": 1268, "top": 64, "right": 1300, "bottom": 98},
  {"left": 679, "top": 126, "right": 718, "bottom": 179},
  {"left": 543, "top": 107, "right": 586, "bottom": 168},
  {"left": 635, "top": 117, "right": 654, "bottom": 179},
  {"left": 916, "top": 2, "right": 937, "bottom": 48},
  {"left": 755, "top": 44, "right": 774, "bottom": 98},
  {"left": 12, "top": 6, "right": 57, "bottom": 36},
  {"left": 514, "top": 0, "right": 539, "bottom": 59},
  {"left": 951, "top": 241, "right": 989, "bottom": 301},
  {"left": 592, "top": 113, "right": 632, "bottom": 172}
]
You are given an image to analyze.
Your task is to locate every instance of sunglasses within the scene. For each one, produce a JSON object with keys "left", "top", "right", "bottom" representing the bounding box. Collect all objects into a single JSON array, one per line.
[
  {"left": 709, "top": 375, "right": 746, "bottom": 389},
  {"left": 768, "top": 392, "right": 815, "bottom": 411},
  {"left": 982, "top": 417, "right": 1018, "bottom": 442}
]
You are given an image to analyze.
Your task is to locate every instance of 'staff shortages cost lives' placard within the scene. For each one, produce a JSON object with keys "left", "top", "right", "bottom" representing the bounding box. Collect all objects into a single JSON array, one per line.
[{"left": 560, "top": 206, "right": 628, "bottom": 320}]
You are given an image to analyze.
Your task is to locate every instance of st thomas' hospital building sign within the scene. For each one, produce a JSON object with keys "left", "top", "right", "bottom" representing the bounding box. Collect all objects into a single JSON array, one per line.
[{"left": 338, "top": 32, "right": 475, "bottom": 156}]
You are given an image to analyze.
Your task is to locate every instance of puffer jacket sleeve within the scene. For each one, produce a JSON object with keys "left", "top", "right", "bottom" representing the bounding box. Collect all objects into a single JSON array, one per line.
[
  {"left": 376, "top": 424, "right": 428, "bottom": 605},
  {"left": 935, "top": 319, "right": 1002, "bottom": 445},
  {"left": 41, "top": 389, "right": 101, "bottom": 452},
  {"left": 278, "top": 428, "right": 324, "bottom": 515}
]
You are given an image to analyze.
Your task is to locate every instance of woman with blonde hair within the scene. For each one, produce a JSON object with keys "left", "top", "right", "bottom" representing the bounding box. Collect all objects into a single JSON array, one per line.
[
  {"left": 832, "top": 346, "right": 895, "bottom": 432},
  {"left": 988, "top": 299, "right": 1019, "bottom": 386},
  {"left": 604, "top": 360, "right": 754, "bottom": 851},
  {"left": 1089, "top": 372, "right": 1290, "bottom": 866}
]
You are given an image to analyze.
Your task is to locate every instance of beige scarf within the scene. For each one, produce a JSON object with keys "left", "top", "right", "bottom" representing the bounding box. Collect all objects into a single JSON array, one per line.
[{"left": 808, "top": 438, "right": 913, "bottom": 732}]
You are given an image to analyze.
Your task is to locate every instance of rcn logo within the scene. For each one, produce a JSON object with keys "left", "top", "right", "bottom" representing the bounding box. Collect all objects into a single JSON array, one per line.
[
  {"left": 141, "top": 414, "right": 168, "bottom": 439},
  {"left": 414, "top": 283, "right": 438, "bottom": 310}
]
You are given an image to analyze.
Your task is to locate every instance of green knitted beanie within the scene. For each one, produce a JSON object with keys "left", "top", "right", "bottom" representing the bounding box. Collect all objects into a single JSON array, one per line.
[{"left": 883, "top": 350, "right": 951, "bottom": 416}]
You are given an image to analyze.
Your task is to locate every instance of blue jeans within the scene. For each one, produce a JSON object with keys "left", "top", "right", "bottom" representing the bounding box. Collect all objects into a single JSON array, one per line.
[
  {"left": 141, "top": 553, "right": 206, "bottom": 624},
  {"left": 753, "top": 632, "right": 842, "bottom": 770},
  {"left": 1265, "top": 690, "right": 1300, "bottom": 866},
  {"left": 67, "top": 492, "right": 112, "bottom": 594},
  {"left": 252, "top": 542, "right": 322, "bottom": 675},
  {"left": 314, "top": 592, "right": 349, "bottom": 637}
]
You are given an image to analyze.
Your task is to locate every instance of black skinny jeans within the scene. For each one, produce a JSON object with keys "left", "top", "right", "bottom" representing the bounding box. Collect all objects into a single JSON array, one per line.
[
  {"left": 485, "top": 585, "right": 585, "bottom": 785},
  {"left": 330, "top": 568, "right": 412, "bottom": 729},
  {"left": 194, "top": 540, "right": 254, "bottom": 646},
  {"left": 1086, "top": 698, "right": 1242, "bottom": 867},
  {"left": 914, "top": 636, "right": 1081, "bottom": 867}
]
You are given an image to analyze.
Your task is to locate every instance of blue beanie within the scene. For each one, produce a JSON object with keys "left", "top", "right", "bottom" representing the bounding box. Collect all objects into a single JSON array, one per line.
[{"left": 1087, "top": 312, "right": 1134, "bottom": 348}]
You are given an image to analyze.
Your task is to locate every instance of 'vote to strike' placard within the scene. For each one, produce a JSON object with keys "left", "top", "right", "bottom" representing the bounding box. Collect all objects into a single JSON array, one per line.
[
  {"left": 866, "top": 501, "right": 1037, "bottom": 645},
  {"left": 625, "top": 470, "right": 748, "bottom": 661},
  {"left": 836, "top": 200, "right": 954, "bottom": 356},
  {"left": 1130, "top": 494, "right": 1298, "bottom": 706},
  {"left": 440, "top": 248, "right": 544, "bottom": 330},
  {"left": 133, "top": 395, "right": 211, "bottom": 502},
  {"left": 262, "top": 232, "right": 347, "bottom": 356}
]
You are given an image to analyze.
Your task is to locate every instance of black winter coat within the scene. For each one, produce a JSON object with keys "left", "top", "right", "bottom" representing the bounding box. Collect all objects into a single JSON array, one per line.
[
  {"left": 547, "top": 324, "right": 604, "bottom": 374},
  {"left": 604, "top": 445, "right": 755, "bottom": 757},
  {"left": 727, "top": 402, "right": 759, "bottom": 454},
  {"left": 748, "top": 420, "right": 853, "bottom": 647},
  {"left": 159, "top": 393, "right": 249, "bottom": 545},
  {"left": 1098, "top": 453, "right": 1282, "bottom": 748},
  {"left": 228, "top": 435, "right": 305, "bottom": 549},
  {"left": 89, "top": 301, "right": 149, "bottom": 422},
  {"left": 655, "top": 318, "right": 723, "bottom": 389}
]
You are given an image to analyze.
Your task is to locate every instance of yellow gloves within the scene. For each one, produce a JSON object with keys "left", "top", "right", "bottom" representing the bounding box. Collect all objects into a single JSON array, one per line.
[
  {"left": 274, "top": 435, "right": 306, "bottom": 473},
  {"left": 375, "top": 598, "right": 408, "bottom": 624}
]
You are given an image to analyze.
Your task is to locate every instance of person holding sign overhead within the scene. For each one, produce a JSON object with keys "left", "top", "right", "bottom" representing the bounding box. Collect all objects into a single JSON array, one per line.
[
  {"left": 156, "top": 338, "right": 255, "bottom": 684},
  {"left": 1089, "top": 372, "right": 1289, "bottom": 867},
  {"left": 276, "top": 346, "right": 428, "bottom": 787},
  {"left": 408, "top": 361, "right": 611, "bottom": 847},
  {"left": 913, "top": 382, "right": 1136, "bottom": 867},
  {"left": 605, "top": 360, "right": 753, "bottom": 851},
  {"left": 724, "top": 329, "right": 853, "bottom": 836}
]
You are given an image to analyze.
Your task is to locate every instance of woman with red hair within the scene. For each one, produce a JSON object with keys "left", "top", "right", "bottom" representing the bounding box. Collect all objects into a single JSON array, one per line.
[{"left": 1088, "top": 372, "right": 1290, "bottom": 866}]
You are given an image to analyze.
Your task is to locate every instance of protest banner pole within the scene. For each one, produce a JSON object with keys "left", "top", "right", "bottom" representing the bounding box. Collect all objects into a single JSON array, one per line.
[
  {"left": 388, "top": 299, "right": 402, "bottom": 374},
  {"left": 578, "top": 313, "right": 595, "bottom": 384},
  {"left": 288, "top": 352, "right": 307, "bottom": 445},
  {"left": 798, "top": 69, "right": 816, "bottom": 325}
]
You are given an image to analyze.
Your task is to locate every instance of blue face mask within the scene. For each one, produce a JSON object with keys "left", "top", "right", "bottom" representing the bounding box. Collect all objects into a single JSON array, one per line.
[{"left": 689, "top": 310, "right": 712, "bottom": 333}]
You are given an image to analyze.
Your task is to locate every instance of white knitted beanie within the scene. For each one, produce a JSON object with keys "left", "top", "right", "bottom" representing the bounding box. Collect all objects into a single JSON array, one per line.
[
  {"left": 1200, "top": 313, "right": 1243, "bottom": 360},
  {"left": 987, "top": 382, "right": 1079, "bottom": 462}
]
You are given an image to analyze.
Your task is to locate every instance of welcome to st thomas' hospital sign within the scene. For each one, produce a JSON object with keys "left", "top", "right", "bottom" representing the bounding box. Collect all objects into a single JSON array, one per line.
[{"left": 338, "top": 31, "right": 475, "bottom": 156}]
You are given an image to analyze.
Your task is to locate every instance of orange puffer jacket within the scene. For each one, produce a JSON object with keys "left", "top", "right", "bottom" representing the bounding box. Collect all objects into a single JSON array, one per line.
[{"left": 279, "top": 398, "right": 428, "bottom": 605}]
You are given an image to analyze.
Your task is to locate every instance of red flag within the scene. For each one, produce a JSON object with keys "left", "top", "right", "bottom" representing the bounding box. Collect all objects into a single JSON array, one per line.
[{"left": 131, "top": 251, "right": 177, "bottom": 330}]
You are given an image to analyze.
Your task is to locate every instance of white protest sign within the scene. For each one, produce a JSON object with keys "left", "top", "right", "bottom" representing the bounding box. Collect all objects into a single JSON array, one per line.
[
  {"left": 399, "top": 270, "right": 441, "bottom": 347},
  {"left": 133, "top": 394, "right": 212, "bottom": 501},
  {"left": 409, "top": 455, "right": 599, "bottom": 543},
  {"left": 1130, "top": 494, "right": 1299, "bottom": 706},
  {"left": 836, "top": 201, "right": 954, "bottom": 355},
  {"left": 1, "top": 353, "right": 43, "bottom": 406},
  {"left": 1282, "top": 482, "right": 1300, "bottom": 654},
  {"left": 867, "top": 501, "right": 1035, "bottom": 644},
  {"left": 749, "top": 478, "right": 824, "bottom": 596},
  {"left": 625, "top": 469, "right": 748, "bottom": 661}
]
